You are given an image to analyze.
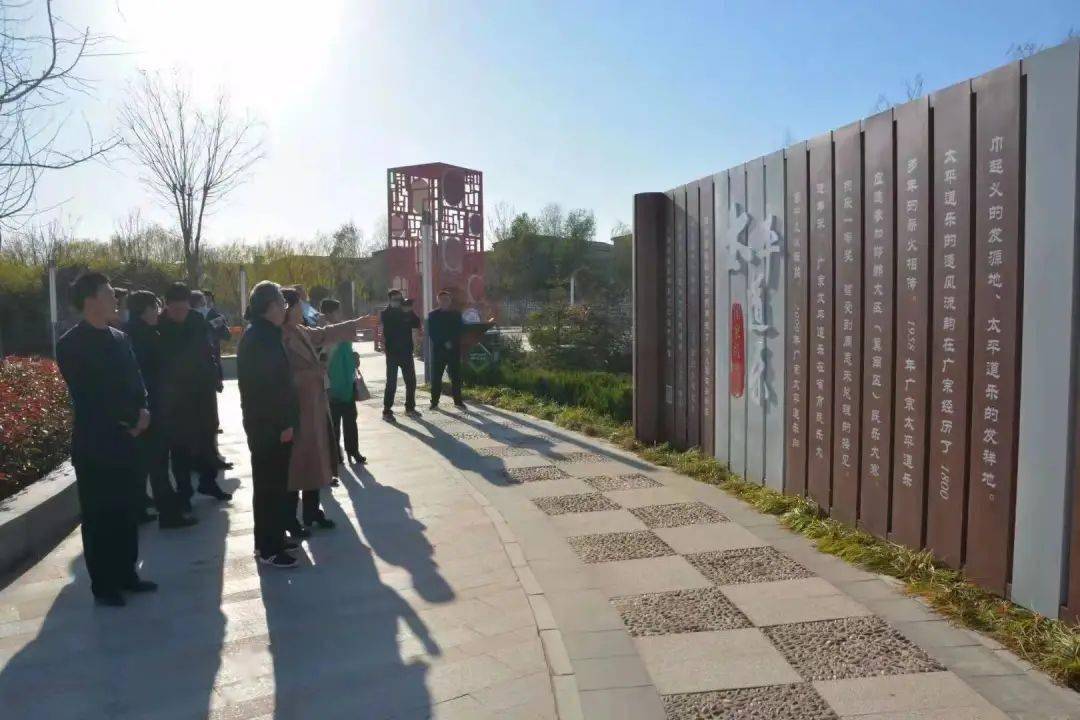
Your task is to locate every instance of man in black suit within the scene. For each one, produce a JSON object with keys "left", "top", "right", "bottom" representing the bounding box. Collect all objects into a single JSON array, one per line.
[
  {"left": 56, "top": 272, "right": 158, "bottom": 606},
  {"left": 379, "top": 289, "right": 421, "bottom": 420}
]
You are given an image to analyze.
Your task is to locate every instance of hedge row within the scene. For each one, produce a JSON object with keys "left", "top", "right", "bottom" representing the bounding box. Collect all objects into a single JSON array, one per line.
[
  {"left": 0, "top": 357, "right": 72, "bottom": 501},
  {"left": 463, "top": 362, "right": 632, "bottom": 422}
]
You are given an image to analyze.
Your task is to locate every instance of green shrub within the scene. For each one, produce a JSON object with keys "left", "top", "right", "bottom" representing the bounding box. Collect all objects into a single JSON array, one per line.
[
  {"left": 464, "top": 362, "right": 632, "bottom": 422},
  {"left": 524, "top": 302, "right": 631, "bottom": 373}
]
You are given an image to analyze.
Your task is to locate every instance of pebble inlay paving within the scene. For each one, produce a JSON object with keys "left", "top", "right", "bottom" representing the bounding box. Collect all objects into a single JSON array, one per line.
[
  {"left": 613, "top": 588, "right": 750, "bottom": 636},
  {"left": 533, "top": 492, "right": 622, "bottom": 515},
  {"left": 629, "top": 502, "right": 728, "bottom": 529},
  {"left": 662, "top": 684, "right": 839, "bottom": 720},
  {"left": 686, "top": 547, "right": 814, "bottom": 585},
  {"left": 568, "top": 530, "right": 676, "bottom": 563},
  {"left": 475, "top": 446, "right": 536, "bottom": 458},
  {"left": 504, "top": 465, "right": 570, "bottom": 483},
  {"left": 584, "top": 474, "right": 663, "bottom": 491},
  {"left": 764, "top": 616, "right": 944, "bottom": 681},
  {"left": 554, "top": 451, "right": 605, "bottom": 463},
  {"left": 449, "top": 431, "right": 490, "bottom": 440}
]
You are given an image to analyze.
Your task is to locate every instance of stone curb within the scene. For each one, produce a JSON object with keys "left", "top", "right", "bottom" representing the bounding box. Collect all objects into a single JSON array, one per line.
[{"left": 0, "top": 461, "right": 78, "bottom": 582}]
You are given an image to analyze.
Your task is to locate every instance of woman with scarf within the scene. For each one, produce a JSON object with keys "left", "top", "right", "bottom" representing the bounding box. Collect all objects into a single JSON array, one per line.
[{"left": 279, "top": 288, "right": 362, "bottom": 537}]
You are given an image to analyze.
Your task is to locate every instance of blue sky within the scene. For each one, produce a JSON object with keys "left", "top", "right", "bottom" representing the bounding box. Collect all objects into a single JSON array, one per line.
[{"left": 39, "top": 0, "right": 1080, "bottom": 246}]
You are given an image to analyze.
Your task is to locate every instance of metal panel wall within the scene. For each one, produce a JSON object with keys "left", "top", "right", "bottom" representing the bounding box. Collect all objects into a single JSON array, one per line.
[
  {"left": 728, "top": 166, "right": 749, "bottom": 478},
  {"left": 832, "top": 122, "right": 864, "bottom": 525},
  {"left": 1013, "top": 44, "right": 1080, "bottom": 620},
  {"left": 891, "top": 98, "right": 931, "bottom": 549},
  {"left": 966, "top": 62, "right": 1022, "bottom": 596},
  {"left": 687, "top": 183, "right": 702, "bottom": 449},
  {"left": 663, "top": 191, "right": 676, "bottom": 440},
  {"left": 632, "top": 193, "right": 668, "bottom": 444},
  {"left": 747, "top": 159, "right": 767, "bottom": 483},
  {"left": 807, "top": 135, "right": 835, "bottom": 509},
  {"left": 785, "top": 144, "right": 810, "bottom": 496},
  {"left": 859, "top": 110, "right": 896, "bottom": 538},
  {"left": 714, "top": 172, "right": 731, "bottom": 463},
  {"left": 674, "top": 186, "right": 688, "bottom": 448},
  {"left": 701, "top": 175, "right": 716, "bottom": 458},
  {"left": 764, "top": 150, "right": 787, "bottom": 490},
  {"left": 926, "top": 81, "right": 974, "bottom": 568}
]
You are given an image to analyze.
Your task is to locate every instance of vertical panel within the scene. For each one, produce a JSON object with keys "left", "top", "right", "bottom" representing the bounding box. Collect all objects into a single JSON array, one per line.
[
  {"left": 832, "top": 122, "right": 864, "bottom": 525},
  {"left": 714, "top": 172, "right": 731, "bottom": 462},
  {"left": 966, "top": 62, "right": 1022, "bottom": 595},
  {"left": 701, "top": 176, "right": 716, "bottom": 458},
  {"left": 687, "top": 182, "right": 702, "bottom": 448},
  {"left": 807, "top": 134, "right": 835, "bottom": 509},
  {"left": 860, "top": 111, "right": 896, "bottom": 538},
  {"left": 746, "top": 159, "right": 767, "bottom": 483},
  {"left": 632, "top": 193, "right": 667, "bottom": 443},
  {"left": 785, "top": 144, "right": 810, "bottom": 496},
  {"left": 926, "top": 81, "right": 974, "bottom": 568},
  {"left": 1013, "top": 44, "right": 1080, "bottom": 619},
  {"left": 673, "top": 186, "right": 688, "bottom": 448},
  {"left": 891, "top": 98, "right": 931, "bottom": 548},
  {"left": 764, "top": 150, "right": 787, "bottom": 490},
  {"left": 663, "top": 191, "right": 676, "bottom": 442},
  {"left": 728, "top": 166, "right": 749, "bottom": 478}
]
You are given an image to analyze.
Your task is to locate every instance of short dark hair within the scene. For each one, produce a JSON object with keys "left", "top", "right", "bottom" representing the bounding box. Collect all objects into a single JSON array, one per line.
[
  {"left": 320, "top": 298, "right": 340, "bottom": 314},
  {"left": 281, "top": 288, "right": 301, "bottom": 309},
  {"left": 69, "top": 272, "right": 110, "bottom": 311},
  {"left": 164, "top": 282, "right": 191, "bottom": 304},
  {"left": 437, "top": 289, "right": 451, "bottom": 298},
  {"left": 189, "top": 290, "right": 206, "bottom": 308},
  {"left": 387, "top": 289, "right": 403, "bottom": 299},
  {"left": 127, "top": 290, "right": 159, "bottom": 318},
  {"left": 245, "top": 280, "right": 282, "bottom": 321},
  {"left": 201, "top": 289, "right": 215, "bottom": 302},
  {"left": 114, "top": 287, "right": 129, "bottom": 301}
]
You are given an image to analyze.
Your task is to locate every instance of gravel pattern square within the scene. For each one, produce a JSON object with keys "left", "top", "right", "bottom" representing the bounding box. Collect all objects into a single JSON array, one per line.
[
  {"left": 449, "top": 431, "right": 490, "bottom": 440},
  {"left": 475, "top": 446, "right": 536, "bottom": 458},
  {"left": 568, "top": 530, "right": 675, "bottom": 563},
  {"left": 764, "top": 616, "right": 944, "bottom": 681},
  {"left": 686, "top": 547, "right": 813, "bottom": 585},
  {"left": 554, "top": 451, "right": 605, "bottom": 463},
  {"left": 533, "top": 493, "right": 622, "bottom": 515},
  {"left": 584, "top": 474, "right": 663, "bottom": 491},
  {"left": 629, "top": 502, "right": 728, "bottom": 528},
  {"left": 504, "top": 465, "right": 570, "bottom": 483},
  {"left": 662, "top": 684, "right": 839, "bottom": 720},
  {"left": 613, "top": 588, "right": 750, "bottom": 636}
]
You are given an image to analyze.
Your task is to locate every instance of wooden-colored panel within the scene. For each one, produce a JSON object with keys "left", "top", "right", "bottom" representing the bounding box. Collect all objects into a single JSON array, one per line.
[
  {"left": 831, "top": 122, "right": 864, "bottom": 525},
  {"left": 714, "top": 173, "right": 731, "bottom": 462},
  {"left": 785, "top": 143, "right": 810, "bottom": 496},
  {"left": 890, "top": 98, "right": 931, "bottom": 549},
  {"left": 633, "top": 193, "right": 668, "bottom": 443},
  {"left": 746, "top": 158, "right": 767, "bottom": 483},
  {"left": 700, "top": 175, "right": 716, "bottom": 457},
  {"left": 687, "top": 182, "right": 702, "bottom": 448},
  {"left": 674, "top": 186, "right": 688, "bottom": 448},
  {"left": 807, "top": 135, "right": 835, "bottom": 510},
  {"left": 663, "top": 191, "right": 676, "bottom": 442},
  {"left": 728, "top": 166, "right": 749, "bottom": 478},
  {"left": 764, "top": 150, "right": 787, "bottom": 490},
  {"left": 965, "top": 62, "right": 1022, "bottom": 595}
]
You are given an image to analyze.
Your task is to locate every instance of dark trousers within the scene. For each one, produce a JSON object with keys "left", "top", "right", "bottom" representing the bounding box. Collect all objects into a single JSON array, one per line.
[
  {"left": 139, "top": 424, "right": 180, "bottom": 518},
  {"left": 330, "top": 398, "right": 359, "bottom": 459},
  {"left": 384, "top": 353, "right": 416, "bottom": 411},
  {"left": 431, "top": 348, "right": 463, "bottom": 405},
  {"left": 287, "top": 489, "right": 324, "bottom": 526},
  {"left": 74, "top": 461, "right": 139, "bottom": 598},
  {"left": 171, "top": 445, "right": 218, "bottom": 499},
  {"left": 252, "top": 441, "right": 291, "bottom": 557}
]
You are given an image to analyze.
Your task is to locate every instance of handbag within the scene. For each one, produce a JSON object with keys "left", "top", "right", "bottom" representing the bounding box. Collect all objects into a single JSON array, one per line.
[{"left": 354, "top": 373, "right": 372, "bottom": 402}]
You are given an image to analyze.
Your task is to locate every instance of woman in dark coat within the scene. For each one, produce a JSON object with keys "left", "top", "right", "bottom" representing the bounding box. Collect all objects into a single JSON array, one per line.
[{"left": 238, "top": 281, "right": 301, "bottom": 568}]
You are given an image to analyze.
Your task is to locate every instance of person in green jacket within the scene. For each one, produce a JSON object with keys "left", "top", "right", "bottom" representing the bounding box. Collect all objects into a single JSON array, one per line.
[{"left": 322, "top": 299, "right": 366, "bottom": 466}]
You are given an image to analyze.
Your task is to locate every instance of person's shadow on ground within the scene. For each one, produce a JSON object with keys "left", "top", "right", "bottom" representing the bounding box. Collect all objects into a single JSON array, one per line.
[
  {"left": 257, "top": 479, "right": 443, "bottom": 718},
  {"left": 0, "top": 483, "right": 234, "bottom": 720}
]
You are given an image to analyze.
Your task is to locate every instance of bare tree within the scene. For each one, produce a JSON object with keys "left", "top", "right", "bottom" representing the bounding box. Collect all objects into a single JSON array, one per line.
[
  {"left": 109, "top": 208, "right": 182, "bottom": 265},
  {"left": 0, "top": 0, "right": 118, "bottom": 238},
  {"left": 486, "top": 200, "right": 515, "bottom": 244},
  {"left": 121, "top": 70, "right": 264, "bottom": 284}
]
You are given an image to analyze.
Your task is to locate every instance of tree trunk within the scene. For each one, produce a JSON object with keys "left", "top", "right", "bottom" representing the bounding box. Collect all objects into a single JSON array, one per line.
[{"left": 185, "top": 252, "right": 200, "bottom": 286}]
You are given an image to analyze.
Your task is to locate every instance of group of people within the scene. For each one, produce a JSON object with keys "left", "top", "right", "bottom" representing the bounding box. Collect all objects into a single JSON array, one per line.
[{"left": 58, "top": 271, "right": 469, "bottom": 600}]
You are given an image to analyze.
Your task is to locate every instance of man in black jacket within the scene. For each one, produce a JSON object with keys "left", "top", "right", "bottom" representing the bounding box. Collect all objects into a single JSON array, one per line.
[
  {"left": 427, "top": 290, "right": 466, "bottom": 409},
  {"left": 158, "top": 282, "right": 231, "bottom": 508},
  {"left": 125, "top": 290, "right": 197, "bottom": 530},
  {"left": 56, "top": 272, "right": 157, "bottom": 606},
  {"left": 238, "top": 281, "right": 300, "bottom": 568},
  {"left": 379, "top": 289, "right": 421, "bottom": 420}
]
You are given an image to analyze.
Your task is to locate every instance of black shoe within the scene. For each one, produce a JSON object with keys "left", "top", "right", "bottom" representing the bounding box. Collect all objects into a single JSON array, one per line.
[
  {"left": 197, "top": 484, "right": 233, "bottom": 501},
  {"left": 136, "top": 510, "right": 157, "bottom": 525},
  {"left": 159, "top": 514, "right": 198, "bottom": 529},
  {"left": 287, "top": 525, "right": 312, "bottom": 540},
  {"left": 178, "top": 496, "right": 193, "bottom": 513},
  {"left": 258, "top": 551, "right": 298, "bottom": 569},
  {"left": 454, "top": 401, "right": 467, "bottom": 410},
  {"left": 383, "top": 410, "right": 396, "bottom": 422},
  {"left": 405, "top": 408, "right": 422, "bottom": 418},
  {"left": 305, "top": 517, "right": 336, "bottom": 530},
  {"left": 94, "top": 592, "right": 126, "bottom": 607},
  {"left": 429, "top": 401, "right": 439, "bottom": 410},
  {"left": 283, "top": 539, "right": 301, "bottom": 551},
  {"left": 123, "top": 579, "right": 158, "bottom": 593},
  {"left": 349, "top": 453, "right": 366, "bottom": 465}
]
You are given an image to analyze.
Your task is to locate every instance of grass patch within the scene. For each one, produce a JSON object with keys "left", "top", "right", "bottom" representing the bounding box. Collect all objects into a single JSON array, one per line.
[
  {"left": 463, "top": 383, "right": 1080, "bottom": 690},
  {"left": 463, "top": 363, "right": 632, "bottom": 422}
]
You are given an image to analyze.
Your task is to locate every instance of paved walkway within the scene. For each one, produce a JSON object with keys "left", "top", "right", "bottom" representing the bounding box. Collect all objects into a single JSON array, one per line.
[{"left": 2, "top": 343, "right": 1079, "bottom": 719}]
